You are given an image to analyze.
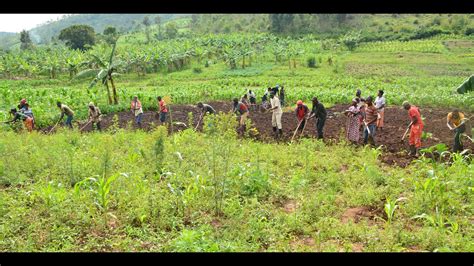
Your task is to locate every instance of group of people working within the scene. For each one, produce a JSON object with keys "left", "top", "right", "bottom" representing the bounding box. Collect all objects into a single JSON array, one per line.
[
  {"left": 130, "top": 96, "right": 168, "bottom": 127},
  {"left": 228, "top": 87, "right": 469, "bottom": 156},
  {"left": 4, "top": 86, "right": 470, "bottom": 156}
]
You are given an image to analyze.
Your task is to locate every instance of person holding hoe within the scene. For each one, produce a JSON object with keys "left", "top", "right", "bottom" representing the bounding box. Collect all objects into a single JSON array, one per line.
[
  {"left": 446, "top": 109, "right": 468, "bottom": 152},
  {"left": 308, "top": 97, "right": 327, "bottom": 140},
  {"left": 87, "top": 102, "right": 102, "bottom": 131},
  {"left": 267, "top": 91, "right": 283, "bottom": 139},
  {"left": 157, "top": 96, "right": 168, "bottom": 124},
  {"left": 295, "top": 100, "right": 309, "bottom": 134},
  {"left": 362, "top": 96, "right": 378, "bottom": 146},
  {"left": 57, "top": 101, "right": 75, "bottom": 129},
  {"left": 130, "top": 96, "right": 143, "bottom": 127},
  {"left": 402, "top": 101, "right": 424, "bottom": 157},
  {"left": 233, "top": 98, "right": 249, "bottom": 134},
  {"left": 5, "top": 108, "right": 34, "bottom": 132},
  {"left": 197, "top": 102, "right": 216, "bottom": 116},
  {"left": 196, "top": 102, "right": 216, "bottom": 130},
  {"left": 20, "top": 101, "right": 35, "bottom": 130}
]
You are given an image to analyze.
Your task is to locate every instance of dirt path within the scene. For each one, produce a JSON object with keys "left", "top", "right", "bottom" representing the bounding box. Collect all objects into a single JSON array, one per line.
[{"left": 39, "top": 101, "right": 474, "bottom": 167}]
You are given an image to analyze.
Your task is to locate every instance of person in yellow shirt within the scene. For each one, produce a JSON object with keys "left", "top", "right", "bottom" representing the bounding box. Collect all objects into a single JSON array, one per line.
[{"left": 446, "top": 110, "right": 468, "bottom": 152}]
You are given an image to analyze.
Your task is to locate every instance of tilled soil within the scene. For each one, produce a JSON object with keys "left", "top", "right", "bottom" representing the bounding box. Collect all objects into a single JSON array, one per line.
[{"left": 40, "top": 101, "right": 473, "bottom": 167}]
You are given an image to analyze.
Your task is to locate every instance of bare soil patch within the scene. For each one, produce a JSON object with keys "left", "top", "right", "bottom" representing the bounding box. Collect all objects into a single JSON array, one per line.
[
  {"left": 39, "top": 101, "right": 474, "bottom": 167},
  {"left": 341, "top": 206, "right": 379, "bottom": 225}
]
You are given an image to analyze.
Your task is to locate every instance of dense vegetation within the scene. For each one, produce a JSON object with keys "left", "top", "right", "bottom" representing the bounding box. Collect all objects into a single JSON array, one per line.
[
  {"left": 0, "top": 33, "right": 472, "bottom": 127},
  {"left": 1, "top": 118, "right": 472, "bottom": 251},
  {"left": 0, "top": 14, "right": 186, "bottom": 50},
  {"left": 0, "top": 14, "right": 473, "bottom": 252}
]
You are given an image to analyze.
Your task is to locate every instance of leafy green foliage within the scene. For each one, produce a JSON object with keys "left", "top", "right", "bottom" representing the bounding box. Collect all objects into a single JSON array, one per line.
[{"left": 58, "top": 25, "right": 96, "bottom": 51}]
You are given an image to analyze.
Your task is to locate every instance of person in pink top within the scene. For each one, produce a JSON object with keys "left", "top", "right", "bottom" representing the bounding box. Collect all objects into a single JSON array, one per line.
[{"left": 344, "top": 98, "right": 362, "bottom": 144}]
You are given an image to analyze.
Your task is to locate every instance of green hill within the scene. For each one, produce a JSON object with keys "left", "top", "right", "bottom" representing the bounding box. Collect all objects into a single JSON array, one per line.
[
  {"left": 1, "top": 14, "right": 472, "bottom": 51},
  {"left": 29, "top": 14, "right": 189, "bottom": 44},
  {"left": 0, "top": 14, "right": 190, "bottom": 50}
]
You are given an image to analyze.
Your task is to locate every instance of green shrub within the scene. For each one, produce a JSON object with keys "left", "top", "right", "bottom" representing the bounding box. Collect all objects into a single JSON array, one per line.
[
  {"left": 340, "top": 32, "right": 361, "bottom": 51},
  {"left": 306, "top": 56, "right": 317, "bottom": 68}
]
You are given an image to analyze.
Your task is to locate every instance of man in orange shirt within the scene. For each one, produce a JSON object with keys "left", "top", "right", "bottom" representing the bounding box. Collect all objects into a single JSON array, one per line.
[
  {"left": 157, "top": 96, "right": 168, "bottom": 124},
  {"left": 403, "top": 101, "right": 424, "bottom": 157}
]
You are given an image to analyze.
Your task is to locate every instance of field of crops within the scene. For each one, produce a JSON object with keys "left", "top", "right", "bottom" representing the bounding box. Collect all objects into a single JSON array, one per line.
[
  {"left": 0, "top": 32, "right": 473, "bottom": 252},
  {"left": 1, "top": 38, "right": 473, "bottom": 127},
  {"left": 1, "top": 119, "right": 473, "bottom": 251}
]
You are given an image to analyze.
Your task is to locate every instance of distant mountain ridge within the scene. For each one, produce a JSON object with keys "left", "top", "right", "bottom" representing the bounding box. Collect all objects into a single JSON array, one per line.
[
  {"left": 0, "top": 32, "right": 16, "bottom": 36},
  {"left": 29, "top": 14, "right": 189, "bottom": 44},
  {"left": 0, "top": 14, "right": 189, "bottom": 49}
]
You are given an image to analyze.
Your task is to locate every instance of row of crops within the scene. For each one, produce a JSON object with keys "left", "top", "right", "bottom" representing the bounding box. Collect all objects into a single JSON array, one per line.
[
  {"left": 1, "top": 72, "right": 471, "bottom": 128},
  {"left": 1, "top": 33, "right": 467, "bottom": 80},
  {"left": 356, "top": 40, "right": 447, "bottom": 53}
]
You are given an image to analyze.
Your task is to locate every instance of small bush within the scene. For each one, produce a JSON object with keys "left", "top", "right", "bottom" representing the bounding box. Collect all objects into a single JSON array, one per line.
[
  {"left": 432, "top": 17, "right": 442, "bottom": 26},
  {"left": 193, "top": 67, "right": 202, "bottom": 74},
  {"left": 411, "top": 27, "right": 445, "bottom": 40},
  {"left": 465, "top": 27, "right": 474, "bottom": 36},
  {"left": 307, "top": 57, "right": 317, "bottom": 68},
  {"left": 340, "top": 31, "right": 361, "bottom": 51}
]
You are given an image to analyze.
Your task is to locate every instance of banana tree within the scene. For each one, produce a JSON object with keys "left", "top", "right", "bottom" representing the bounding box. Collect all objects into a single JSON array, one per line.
[
  {"left": 1, "top": 54, "right": 17, "bottom": 78},
  {"left": 75, "top": 40, "right": 121, "bottom": 105},
  {"left": 272, "top": 42, "right": 286, "bottom": 64},
  {"left": 287, "top": 42, "right": 305, "bottom": 69},
  {"left": 222, "top": 45, "right": 239, "bottom": 69},
  {"left": 239, "top": 42, "right": 253, "bottom": 69},
  {"left": 42, "top": 55, "right": 61, "bottom": 79},
  {"left": 65, "top": 52, "right": 84, "bottom": 79}
]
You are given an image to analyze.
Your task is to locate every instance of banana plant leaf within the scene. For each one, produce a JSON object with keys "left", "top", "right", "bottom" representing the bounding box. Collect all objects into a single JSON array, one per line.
[
  {"left": 456, "top": 75, "right": 473, "bottom": 94},
  {"left": 74, "top": 69, "right": 100, "bottom": 80}
]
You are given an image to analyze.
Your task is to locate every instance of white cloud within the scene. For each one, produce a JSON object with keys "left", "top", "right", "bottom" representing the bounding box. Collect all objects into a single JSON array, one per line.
[{"left": 0, "top": 14, "right": 73, "bottom": 33}]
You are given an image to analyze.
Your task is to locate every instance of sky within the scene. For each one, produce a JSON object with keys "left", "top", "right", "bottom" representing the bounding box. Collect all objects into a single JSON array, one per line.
[{"left": 0, "top": 14, "right": 72, "bottom": 33}]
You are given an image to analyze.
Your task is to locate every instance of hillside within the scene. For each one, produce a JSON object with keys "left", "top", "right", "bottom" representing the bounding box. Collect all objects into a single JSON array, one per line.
[
  {"left": 0, "top": 32, "right": 20, "bottom": 50},
  {"left": 0, "top": 14, "right": 190, "bottom": 50},
  {"left": 189, "top": 14, "right": 474, "bottom": 38},
  {"left": 29, "top": 14, "right": 189, "bottom": 44},
  {"left": 2, "top": 14, "right": 473, "bottom": 51}
]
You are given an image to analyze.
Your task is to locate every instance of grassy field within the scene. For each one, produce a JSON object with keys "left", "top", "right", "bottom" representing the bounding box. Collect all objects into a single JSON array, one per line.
[
  {"left": 0, "top": 36, "right": 473, "bottom": 252},
  {"left": 1, "top": 117, "right": 472, "bottom": 251}
]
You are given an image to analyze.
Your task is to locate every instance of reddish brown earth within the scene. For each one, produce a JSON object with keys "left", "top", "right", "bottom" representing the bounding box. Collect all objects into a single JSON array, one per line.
[
  {"left": 341, "top": 206, "right": 381, "bottom": 225},
  {"left": 40, "top": 101, "right": 473, "bottom": 167}
]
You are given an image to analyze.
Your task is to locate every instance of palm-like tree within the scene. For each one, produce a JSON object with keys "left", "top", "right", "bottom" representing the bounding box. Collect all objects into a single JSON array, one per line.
[
  {"left": 65, "top": 52, "right": 83, "bottom": 79},
  {"left": 75, "top": 39, "right": 121, "bottom": 105}
]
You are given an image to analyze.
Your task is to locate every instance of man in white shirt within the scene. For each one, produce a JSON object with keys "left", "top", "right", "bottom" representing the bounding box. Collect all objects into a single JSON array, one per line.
[
  {"left": 375, "top": 90, "right": 386, "bottom": 131},
  {"left": 267, "top": 92, "right": 283, "bottom": 139}
]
